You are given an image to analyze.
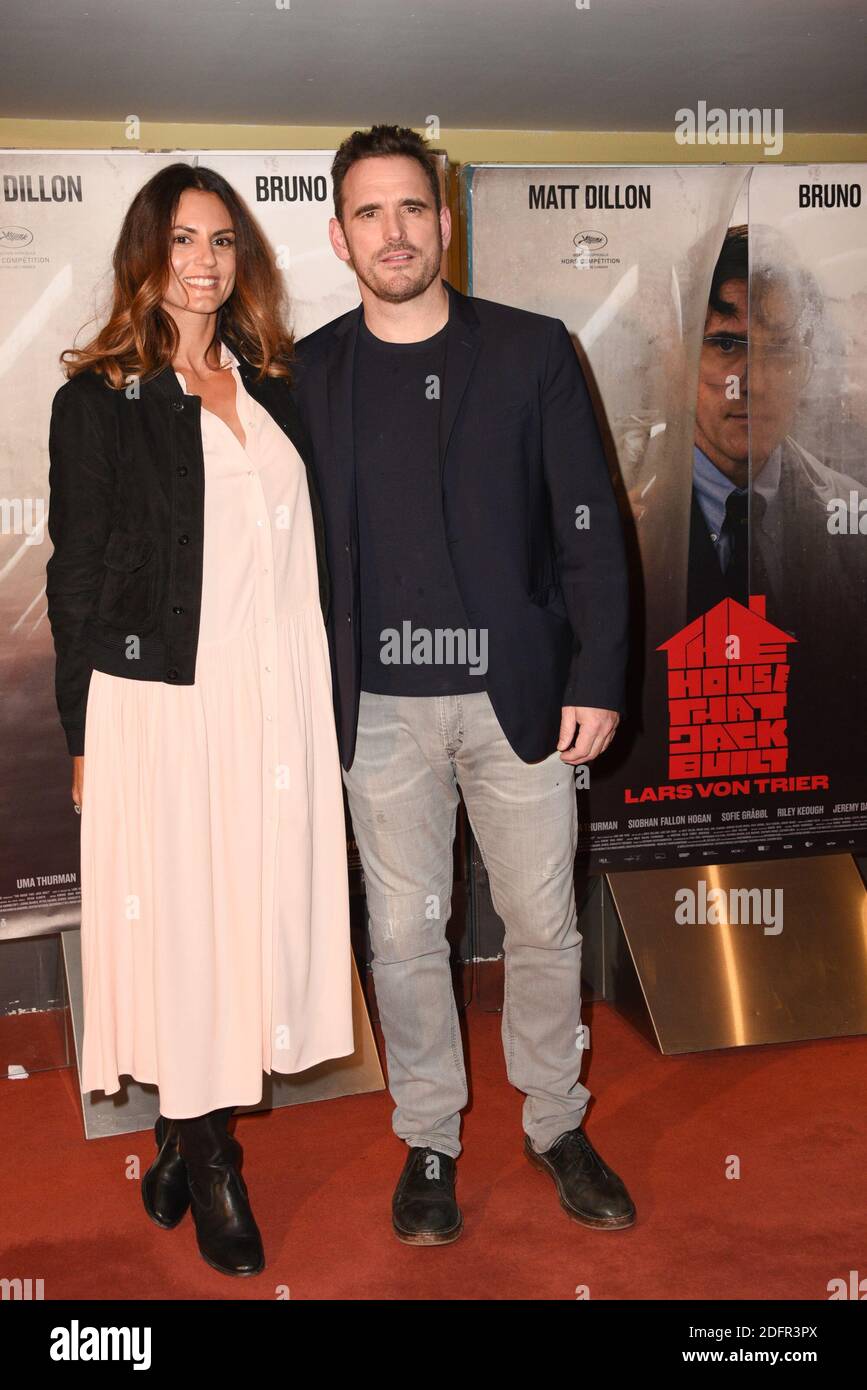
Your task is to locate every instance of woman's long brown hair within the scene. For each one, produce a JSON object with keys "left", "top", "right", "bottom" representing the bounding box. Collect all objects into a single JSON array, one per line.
[{"left": 60, "top": 163, "right": 294, "bottom": 388}]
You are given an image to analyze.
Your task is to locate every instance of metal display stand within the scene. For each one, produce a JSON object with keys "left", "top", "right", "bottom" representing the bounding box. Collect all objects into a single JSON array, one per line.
[{"left": 588, "top": 855, "right": 867, "bottom": 1052}]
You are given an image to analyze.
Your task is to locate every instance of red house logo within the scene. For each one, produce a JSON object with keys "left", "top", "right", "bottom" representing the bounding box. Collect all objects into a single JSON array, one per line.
[{"left": 657, "top": 596, "right": 796, "bottom": 780}]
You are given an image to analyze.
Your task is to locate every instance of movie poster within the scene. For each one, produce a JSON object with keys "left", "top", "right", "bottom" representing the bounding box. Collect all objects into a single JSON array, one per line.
[{"left": 464, "top": 163, "right": 867, "bottom": 869}]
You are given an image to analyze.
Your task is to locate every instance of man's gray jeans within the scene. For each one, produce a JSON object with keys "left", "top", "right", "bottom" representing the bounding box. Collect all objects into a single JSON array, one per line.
[{"left": 342, "top": 688, "right": 591, "bottom": 1159}]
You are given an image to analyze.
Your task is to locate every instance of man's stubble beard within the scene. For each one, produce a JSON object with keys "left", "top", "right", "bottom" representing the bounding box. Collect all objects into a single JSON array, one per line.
[{"left": 349, "top": 238, "right": 442, "bottom": 304}]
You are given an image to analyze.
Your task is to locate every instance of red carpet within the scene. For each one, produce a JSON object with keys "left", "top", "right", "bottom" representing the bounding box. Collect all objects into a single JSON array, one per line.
[{"left": 2, "top": 1000, "right": 863, "bottom": 1301}]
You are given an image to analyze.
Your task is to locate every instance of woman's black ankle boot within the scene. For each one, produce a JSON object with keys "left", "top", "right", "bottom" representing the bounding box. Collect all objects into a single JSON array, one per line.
[
  {"left": 175, "top": 1106, "right": 265, "bottom": 1277},
  {"left": 141, "top": 1114, "right": 190, "bottom": 1229}
]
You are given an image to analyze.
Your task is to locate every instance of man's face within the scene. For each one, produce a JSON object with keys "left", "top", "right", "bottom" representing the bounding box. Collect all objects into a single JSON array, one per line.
[
  {"left": 695, "top": 276, "right": 809, "bottom": 483},
  {"left": 329, "top": 154, "right": 449, "bottom": 303}
]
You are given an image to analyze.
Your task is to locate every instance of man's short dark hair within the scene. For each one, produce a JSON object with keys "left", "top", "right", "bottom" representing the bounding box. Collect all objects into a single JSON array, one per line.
[
  {"left": 709, "top": 223, "right": 824, "bottom": 346},
  {"left": 709, "top": 225, "right": 749, "bottom": 319},
  {"left": 330, "top": 124, "right": 442, "bottom": 223}
]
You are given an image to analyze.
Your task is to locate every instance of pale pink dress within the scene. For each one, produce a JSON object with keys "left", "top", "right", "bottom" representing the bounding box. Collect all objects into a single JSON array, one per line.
[{"left": 78, "top": 342, "right": 354, "bottom": 1117}]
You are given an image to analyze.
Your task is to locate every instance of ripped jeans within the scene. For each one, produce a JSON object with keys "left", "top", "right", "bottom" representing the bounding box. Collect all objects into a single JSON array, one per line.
[{"left": 342, "top": 688, "right": 590, "bottom": 1159}]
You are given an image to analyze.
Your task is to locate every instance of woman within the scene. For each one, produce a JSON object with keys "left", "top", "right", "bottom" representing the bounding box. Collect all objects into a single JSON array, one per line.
[{"left": 45, "top": 163, "right": 354, "bottom": 1278}]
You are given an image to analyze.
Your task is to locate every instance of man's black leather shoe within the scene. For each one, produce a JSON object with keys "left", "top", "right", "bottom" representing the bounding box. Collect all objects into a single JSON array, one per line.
[
  {"left": 141, "top": 1114, "right": 190, "bottom": 1229},
  {"left": 392, "top": 1145, "right": 463, "bottom": 1245},
  {"left": 525, "top": 1127, "right": 636, "bottom": 1229}
]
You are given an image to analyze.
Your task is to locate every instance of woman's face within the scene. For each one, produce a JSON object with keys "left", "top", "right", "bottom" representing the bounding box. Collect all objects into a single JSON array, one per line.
[{"left": 162, "top": 187, "right": 237, "bottom": 321}]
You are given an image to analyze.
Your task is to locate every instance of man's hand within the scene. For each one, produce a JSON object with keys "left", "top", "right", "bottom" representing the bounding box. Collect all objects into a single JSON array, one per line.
[{"left": 556, "top": 706, "right": 619, "bottom": 765}]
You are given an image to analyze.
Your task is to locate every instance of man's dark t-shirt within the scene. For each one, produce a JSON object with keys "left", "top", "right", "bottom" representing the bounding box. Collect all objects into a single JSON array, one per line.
[{"left": 353, "top": 310, "right": 482, "bottom": 695}]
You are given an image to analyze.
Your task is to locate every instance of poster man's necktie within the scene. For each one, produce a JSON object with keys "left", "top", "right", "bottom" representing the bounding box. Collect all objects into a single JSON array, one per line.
[
  {"left": 722, "top": 488, "right": 749, "bottom": 602},
  {"left": 722, "top": 489, "right": 767, "bottom": 604}
]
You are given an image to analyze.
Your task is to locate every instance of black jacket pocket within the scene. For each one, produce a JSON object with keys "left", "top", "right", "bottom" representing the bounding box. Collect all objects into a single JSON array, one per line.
[{"left": 98, "top": 529, "right": 158, "bottom": 628}]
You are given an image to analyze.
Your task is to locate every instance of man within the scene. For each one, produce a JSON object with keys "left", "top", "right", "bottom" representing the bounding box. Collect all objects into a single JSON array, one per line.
[
  {"left": 687, "top": 225, "right": 866, "bottom": 768},
  {"left": 293, "top": 125, "right": 634, "bottom": 1244}
]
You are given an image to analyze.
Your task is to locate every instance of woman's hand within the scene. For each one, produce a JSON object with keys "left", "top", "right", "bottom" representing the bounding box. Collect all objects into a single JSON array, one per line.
[{"left": 72, "top": 755, "right": 84, "bottom": 812}]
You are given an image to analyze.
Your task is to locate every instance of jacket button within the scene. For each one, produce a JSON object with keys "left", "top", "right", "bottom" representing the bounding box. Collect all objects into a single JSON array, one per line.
[
  {"left": 172, "top": 605, "right": 184, "bottom": 615},
  {"left": 177, "top": 464, "right": 188, "bottom": 477},
  {"left": 344, "top": 542, "right": 350, "bottom": 553},
  {"left": 178, "top": 533, "right": 189, "bottom": 545},
  {"left": 166, "top": 667, "right": 179, "bottom": 680},
  {"left": 346, "top": 612, "right": 352, "bottom": 623},
  {"left": 171, "top": 401, "right": 184, "bottom": 412}
]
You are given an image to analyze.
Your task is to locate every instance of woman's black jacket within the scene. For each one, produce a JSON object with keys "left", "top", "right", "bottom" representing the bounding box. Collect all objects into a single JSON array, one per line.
[{"left": 44, "top": 336, "right": 330, "bottom": 756}]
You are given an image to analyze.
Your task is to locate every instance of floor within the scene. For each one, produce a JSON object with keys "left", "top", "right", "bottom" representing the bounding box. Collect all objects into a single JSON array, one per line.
[{"left": 1, "top": 999, "right": 863, "bottom": 1300}]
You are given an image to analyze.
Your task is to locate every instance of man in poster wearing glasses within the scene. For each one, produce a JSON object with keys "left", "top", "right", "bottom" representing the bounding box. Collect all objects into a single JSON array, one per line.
[{"left": 687, "top": 223, "right": 867, "bottom": 773}]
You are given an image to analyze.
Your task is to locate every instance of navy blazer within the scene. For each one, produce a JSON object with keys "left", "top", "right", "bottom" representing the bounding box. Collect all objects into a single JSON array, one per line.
[{"left": 292, "top": 279, "right": 629, "bottom": 770}]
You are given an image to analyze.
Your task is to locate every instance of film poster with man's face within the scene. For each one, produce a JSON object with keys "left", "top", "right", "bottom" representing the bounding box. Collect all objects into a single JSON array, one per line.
[{"left": 466, "top": 163, "right": 867, "bottom": 870}]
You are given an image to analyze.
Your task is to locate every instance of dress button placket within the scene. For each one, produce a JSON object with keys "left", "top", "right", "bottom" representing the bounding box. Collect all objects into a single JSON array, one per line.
[{"left": 240, "top": 394, "right": 279, "bottom": 1062}]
